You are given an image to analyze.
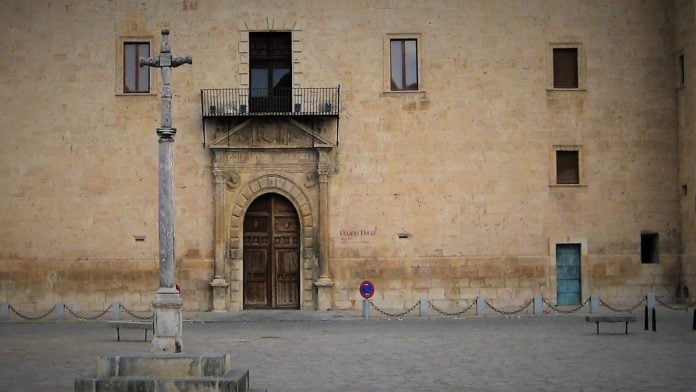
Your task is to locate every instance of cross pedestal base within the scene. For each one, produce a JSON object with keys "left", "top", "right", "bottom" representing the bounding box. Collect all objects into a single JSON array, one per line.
[{"left": 151, "top": 288, "right": 183, "bottom": 353}]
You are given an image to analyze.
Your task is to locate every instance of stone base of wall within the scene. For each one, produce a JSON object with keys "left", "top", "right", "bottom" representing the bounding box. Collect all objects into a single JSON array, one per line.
[
  {"left": 330, "top": 255, "right": 682, "bottom": 311},
  {"left": 0, "top": 258, "right": 213, "bottom": 312},
  {"left": 0, "top": 255, "right": 684, "bottom": 312}
]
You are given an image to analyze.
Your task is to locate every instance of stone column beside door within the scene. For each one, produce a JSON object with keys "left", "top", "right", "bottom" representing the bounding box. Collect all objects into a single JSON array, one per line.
[
  {"left": 210, "top": 168, "right": 229, "bottom": 311},
  {"left": 314, "top": 149, "right": 335, "bottom": 310}
]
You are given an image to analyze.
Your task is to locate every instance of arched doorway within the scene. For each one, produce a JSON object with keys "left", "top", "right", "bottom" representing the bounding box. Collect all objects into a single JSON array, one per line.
[{"left": 243, "top": 193, "right": 300, "bottom": 309}]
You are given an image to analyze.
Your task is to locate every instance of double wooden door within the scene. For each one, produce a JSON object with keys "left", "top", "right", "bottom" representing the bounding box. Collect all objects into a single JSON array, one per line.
[{"left": 243, "top": 193, "right": 300, "bottom": 309}]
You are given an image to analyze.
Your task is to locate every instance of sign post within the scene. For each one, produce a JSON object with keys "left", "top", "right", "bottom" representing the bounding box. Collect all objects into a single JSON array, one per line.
[{"left": 359, "top": 280, "right": 375, "bottom": 320}]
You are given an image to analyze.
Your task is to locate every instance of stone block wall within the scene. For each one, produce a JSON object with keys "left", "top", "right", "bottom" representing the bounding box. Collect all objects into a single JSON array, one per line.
[
  {"left": 0, "top": 0, "right": 690, "bottom": 311},
  {"left": 675, "top": 0, "right": 696, "bottom": 300}
]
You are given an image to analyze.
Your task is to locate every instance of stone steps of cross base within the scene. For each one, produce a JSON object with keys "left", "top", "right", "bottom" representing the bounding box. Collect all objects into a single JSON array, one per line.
[{"left": 74, "top": 368, "right": 249, "bottom": 392}]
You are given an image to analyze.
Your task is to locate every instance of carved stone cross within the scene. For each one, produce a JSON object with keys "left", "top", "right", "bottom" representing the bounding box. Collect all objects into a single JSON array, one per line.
[
  {"left": 139, "top": 29, "right": 191, "bottom": 354},
  {"left": 141, "top": 29, "right": 192, "bottom": 135}
]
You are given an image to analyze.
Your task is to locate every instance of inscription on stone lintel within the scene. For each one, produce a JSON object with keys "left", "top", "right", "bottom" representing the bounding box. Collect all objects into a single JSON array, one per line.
[{"left": 222, "top": 151, "right": 315, "bottom": 163}]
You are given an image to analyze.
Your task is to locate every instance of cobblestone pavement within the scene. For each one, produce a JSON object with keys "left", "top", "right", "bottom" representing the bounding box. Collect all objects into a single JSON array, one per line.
[{"left": 0, "top": 311, "right": 694, "bottom": 391}]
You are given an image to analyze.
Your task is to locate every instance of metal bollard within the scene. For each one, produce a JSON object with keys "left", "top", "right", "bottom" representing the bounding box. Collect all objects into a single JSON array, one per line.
[
  {"left": 112, "top": 302, "right": 120, "bottom": 320},
  {"left": 419, "top": 298, "right": 428, "bottom": 319},
  {"left": 0, "top": 303, "right": 8, "bottom": 321},
  {"left": 652, "top": 307, "right": 656, "bottom": 332},
  {"left": 56, "top": 303, "right": 65, "bottom": 322},
  {"left": 644, "top": 305, "right": 649, "bottom": 331},
  {"left": 362, "top": 299, "right": 370, "bottom": 320}
]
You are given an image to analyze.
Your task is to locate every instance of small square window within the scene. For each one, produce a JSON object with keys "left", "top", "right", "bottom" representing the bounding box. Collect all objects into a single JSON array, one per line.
[
  {"left": 553, "top": 48, "right": 578, "bottom": 88},
  {"left": 556, "top": 150, "right": 579, "bottom": 184},
  {"left": 641, "top": 233, "right": 659, "bottom": 264},
  {"left": 124, "top": 42, "right": 150, "bottom": 93},
  {"left": 390, "top": 39, "right": 418, "bottom": 91},
  {"left": 547, "top": 43, "right": 584, "bottom": 90}
]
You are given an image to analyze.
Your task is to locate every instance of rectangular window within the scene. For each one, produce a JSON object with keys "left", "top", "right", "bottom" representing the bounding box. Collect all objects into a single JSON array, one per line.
[
  {"left": 678, "top": 54, "right": 685, "bottom": 87},
  {"left": 249, "top": 32, "right": 292, "bottom": 113},
  {"left": 124, "top": 42, "right": 150, "bottom": 93},
  {"left": 390, "top": 39, "right": 418, "bottom": 91},
  {"left": 556, "top": 150, "right": 579, "bottom": 184},
  {"left": 553, "top": 48, "right": 578, "bottom": 88},
  {"left": 641, "top": 233, "right": 659, "bottom": 264}
]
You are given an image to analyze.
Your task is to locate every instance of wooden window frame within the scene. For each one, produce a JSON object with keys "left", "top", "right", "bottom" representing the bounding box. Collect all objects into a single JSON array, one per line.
[
  {"left": 115, "top": 36, "right": 156, "bottom": 96},
  {"left": 389, "top": 39, "right": 418, "bottom": 91},
  {"left": 550, "top": 145, "right": 585, "bottom": 187},
  {"left": 546, "top": 42, "right": 585, "bottom": 91},
  {"left": 123, "top": 42, "right": 151, "bottom": 93},
  {"left": 383, "top": 33, "right": 424, "bottom": 94}
]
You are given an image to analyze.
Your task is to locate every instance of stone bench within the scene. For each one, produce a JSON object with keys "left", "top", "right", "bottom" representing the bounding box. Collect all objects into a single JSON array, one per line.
[
  {"left": 108, "top": 321, "right": 154, "bottom": 342},
  {"left": 585, "top": 315, "right": 637, "bottom": 335}
]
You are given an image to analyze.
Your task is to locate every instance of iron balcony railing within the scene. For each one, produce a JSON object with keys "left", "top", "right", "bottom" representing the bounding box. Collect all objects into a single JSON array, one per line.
[{"left": 201, "top": 87, "right": 340, "bottom": 118}]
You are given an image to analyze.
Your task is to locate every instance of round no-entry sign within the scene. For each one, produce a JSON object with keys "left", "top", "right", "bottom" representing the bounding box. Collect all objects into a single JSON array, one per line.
[{"left": 359, "top": 280, "right": 375, "bottom": 299}]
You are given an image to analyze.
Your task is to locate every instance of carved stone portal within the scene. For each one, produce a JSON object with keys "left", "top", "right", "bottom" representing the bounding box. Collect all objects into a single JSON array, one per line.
[{"left": 208, "top": 118, "right": 336, "bottom": 311}]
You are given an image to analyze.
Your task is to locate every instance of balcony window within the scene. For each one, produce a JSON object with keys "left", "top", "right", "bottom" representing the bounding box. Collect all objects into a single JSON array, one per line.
[{"left": 249, "top": 32, "right": 292, "bottom": 113}]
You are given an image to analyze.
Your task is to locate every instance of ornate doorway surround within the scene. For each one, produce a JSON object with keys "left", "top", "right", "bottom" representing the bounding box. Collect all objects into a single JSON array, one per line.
[{"left": 207, "top": 117, "right": 336, "bottom": 311}]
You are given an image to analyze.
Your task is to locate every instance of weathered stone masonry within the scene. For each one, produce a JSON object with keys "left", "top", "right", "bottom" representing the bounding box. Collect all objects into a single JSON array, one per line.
[{"left": 0, "top": 1, "right": 693, "bottom": 312}]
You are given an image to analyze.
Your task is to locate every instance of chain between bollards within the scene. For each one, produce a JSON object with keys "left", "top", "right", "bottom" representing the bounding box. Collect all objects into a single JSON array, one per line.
[
  {"left": 369, "top": 300, "right": 421, "bottom": 318},
  {"left": 428, "top": 299, "right": 477, "bottom": 317},
  {"left": 7, "top": 304, "right": 56, "bottom": 321},
  {"left": 484, "top": 298, "right": 533, "bottom": 316},
  {"left": 599, "top": 297, "right": 646, "bottom": 313},
  {"left": 65, "top": 304, "right": 113, "bottom": 321},
  {"left": 119, "top": 304, "right": 154, "bottom": 320},
  {"left": 541, "top": 297, "right": 590, "bottom": 314}
]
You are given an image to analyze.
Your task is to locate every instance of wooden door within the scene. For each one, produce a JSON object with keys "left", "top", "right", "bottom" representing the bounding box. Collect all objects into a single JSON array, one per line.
[
  {"left": 243, "top": 194, "right": 300, "bottom": 309},
  {"left": 556, "top": 244, "right": 581, "bottom": 305}
]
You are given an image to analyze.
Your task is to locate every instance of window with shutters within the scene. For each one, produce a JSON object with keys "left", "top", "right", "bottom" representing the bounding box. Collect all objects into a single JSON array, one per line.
[
  {"left": 383, "top": 34, "right": 423, "bottom": 93},
  {"left": 390, "top": 39, "right": 418, "bottom": 91},
  {"left": 547, "top": 43, "right": 584, "bottom": 90},
  {"left": 116, "top": 36, "right": 155, "bottom": 95},
  {"left": 551, "top": 145, "right": 584, "bottom": 186},
  {"left": 553, "top": 48, "right": 578, "bottom": 88},
  {"left": 249, "top": 32, "right": 292, "bottom": 113},
  {"left": 124, "top": 42, "right": 150, "bottom": 93}
]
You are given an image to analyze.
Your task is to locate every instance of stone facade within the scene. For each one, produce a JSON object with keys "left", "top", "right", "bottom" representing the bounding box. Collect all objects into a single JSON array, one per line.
[
  {"left": 0, "top": 0, "right": 693, "bottom": 312},
  {"left": 676, "top": 0, "right": 696, "bottom": 299}
]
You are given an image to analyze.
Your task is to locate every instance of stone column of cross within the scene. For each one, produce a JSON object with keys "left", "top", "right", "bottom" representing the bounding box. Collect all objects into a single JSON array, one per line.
[{"left": 139, "top": 29, "right": 192, "bottom": 354}]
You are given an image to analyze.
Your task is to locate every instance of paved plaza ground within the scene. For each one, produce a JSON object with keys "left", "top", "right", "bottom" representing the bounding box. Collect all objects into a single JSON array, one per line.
[{"left": 0, "top": 310, "right": 694, "bottom": 391}]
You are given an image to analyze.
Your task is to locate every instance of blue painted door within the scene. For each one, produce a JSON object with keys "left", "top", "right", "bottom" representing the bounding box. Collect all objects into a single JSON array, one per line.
[{"left": 556, "top": 244, "right": 581, "bottom": 305}]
